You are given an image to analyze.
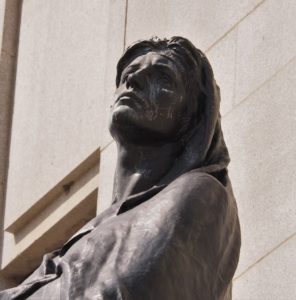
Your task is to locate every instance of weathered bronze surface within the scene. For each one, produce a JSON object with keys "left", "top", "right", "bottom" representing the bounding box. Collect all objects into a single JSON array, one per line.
[{"left": 0, "top": 37, "right": 241, "bottom": 300}]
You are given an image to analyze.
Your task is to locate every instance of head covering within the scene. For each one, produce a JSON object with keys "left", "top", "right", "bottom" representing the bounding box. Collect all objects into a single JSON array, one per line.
[
  {"left": 115, "top": 37, "right": 233, "bottom": 214},
  {"left": 116, "top": 36, "right": 230, "bottom": 187}
]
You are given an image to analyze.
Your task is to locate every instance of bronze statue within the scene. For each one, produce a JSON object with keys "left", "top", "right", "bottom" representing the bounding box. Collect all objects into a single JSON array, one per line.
[{"left": 0, "top": 37, "right": 241, "bottom": 300}]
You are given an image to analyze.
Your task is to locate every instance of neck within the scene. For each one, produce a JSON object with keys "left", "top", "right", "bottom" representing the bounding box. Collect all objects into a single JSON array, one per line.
[{"left": 112, "top": 140, "right": 181, "bottom": 202}]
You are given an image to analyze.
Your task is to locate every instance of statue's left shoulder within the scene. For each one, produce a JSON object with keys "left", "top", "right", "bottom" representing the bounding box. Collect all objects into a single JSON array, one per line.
[
  {"left": 159, "top": 171, "right": 231, "bottom": 224},
  {"left": 171, "top": 171, "right": 228, "bottom": 200}
]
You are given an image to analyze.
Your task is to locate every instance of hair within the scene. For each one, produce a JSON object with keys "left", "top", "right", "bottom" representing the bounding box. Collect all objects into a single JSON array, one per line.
[{"left": 116, "top": 36, "right": 208, "bottom": 87}]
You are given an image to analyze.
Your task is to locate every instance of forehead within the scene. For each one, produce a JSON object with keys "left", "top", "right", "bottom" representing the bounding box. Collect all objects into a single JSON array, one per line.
[{"left": 124, "top": 52, "right": 181, "bottom": 74}]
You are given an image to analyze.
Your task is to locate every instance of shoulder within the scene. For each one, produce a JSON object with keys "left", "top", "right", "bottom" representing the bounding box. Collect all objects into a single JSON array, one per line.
[
  {"left": 170, "top": 170, "right": 227, "bottom": 198},
  {"left": 161, "top": 171, "right": 230, "bottom": 220}
]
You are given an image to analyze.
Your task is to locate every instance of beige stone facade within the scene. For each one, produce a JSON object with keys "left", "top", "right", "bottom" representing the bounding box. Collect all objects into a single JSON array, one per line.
[{"left": 0, "top": 0, "right": 295, "bottom": 298}]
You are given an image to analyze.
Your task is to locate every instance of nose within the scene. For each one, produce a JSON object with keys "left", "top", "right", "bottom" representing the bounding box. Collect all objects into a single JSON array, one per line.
[{"left": 126, "top": 71, "right": 145, "bottom": 91}]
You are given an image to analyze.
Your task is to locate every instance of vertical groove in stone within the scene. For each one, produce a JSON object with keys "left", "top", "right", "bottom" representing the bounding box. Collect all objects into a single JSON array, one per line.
[
  {"left": 123, "top": 0, "right": 128, "bottom": 50},
  {"left": 0, "top": 0, "right": 23, "bottom": 288}
]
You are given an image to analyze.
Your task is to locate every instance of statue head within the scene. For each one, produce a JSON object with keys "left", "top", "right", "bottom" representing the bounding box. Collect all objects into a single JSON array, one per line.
[
  {"left": 109, "top": 36, "right": 229, "bottom": 184},
  {"left": 109, "top": 36, "right": 213, "bottom": 146}
]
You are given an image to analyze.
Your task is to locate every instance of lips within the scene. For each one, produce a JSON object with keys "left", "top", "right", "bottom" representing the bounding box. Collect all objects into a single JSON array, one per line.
[{"left": 115, "top": 92, "right": 145, "bottom": 109}]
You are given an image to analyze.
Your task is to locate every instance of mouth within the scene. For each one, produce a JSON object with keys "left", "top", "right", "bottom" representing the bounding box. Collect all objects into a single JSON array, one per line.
[{"left": 115, "top": 92, "right": 145, "bottom": 109}]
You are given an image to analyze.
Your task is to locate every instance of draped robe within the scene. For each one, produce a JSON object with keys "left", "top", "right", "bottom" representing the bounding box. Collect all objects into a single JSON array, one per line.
[{"left": 0, "top": 170, "right": 240, "bottom": 300}]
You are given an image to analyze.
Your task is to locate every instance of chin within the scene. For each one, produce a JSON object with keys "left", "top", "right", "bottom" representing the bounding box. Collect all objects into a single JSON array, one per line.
[
  {"left": 109, "top": 108, "right": 139, "bottom": 142},
  {"left": 111, "top": 106, "right": 140, "bottom": 129},
  {"left": 109, "top": 107, "right": 180, "bottom": 145},
  {"left": 110, "top": 121, "right": 173, "bottom": 147}
]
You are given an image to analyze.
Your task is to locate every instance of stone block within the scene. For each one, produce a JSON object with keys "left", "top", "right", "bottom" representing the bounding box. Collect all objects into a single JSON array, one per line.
[
  {"left": 233, "top": 233, "right": 296, "bottom": 300},
  {"left": 0, "top": 51, "right": 14, "bottom": 146},
  {"left": 97, "top": 141, "right": 117, "bottom": 214},
  {"left": 0, "top": 52, "right": 15, "bottom": 269},
  {"left": 235, "top": 0, "right": 296, "bottom": 103},
  {"left": 222, "top": 57, "right": 296, "bottom": 277},
  {"left": 4, "top": 0, "right": 123, "bottom": 228},
  {"left": 126, "top": 0, "right": 262, "bottom": 51},
  {"left": 0, "top": 0, "right": 21, "bottom": 56},
  {"left": 0, "top": 275, "right": 16, "bottom": 290},
  {"left": 99, "top": 0, "right": 126, "bottom": 148},
  {"left": 0, "top": 0, "right": 5, "bottom": 51},
  {"left": 1, "top": 149, "right": 99, "bottom": 280},
  {"left": 207, "top": 28, "right": 237, "bottom": 116}
]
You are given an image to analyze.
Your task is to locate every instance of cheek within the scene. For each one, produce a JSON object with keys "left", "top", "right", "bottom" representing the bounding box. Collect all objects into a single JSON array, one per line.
[{"left": 157, "top": 92, "right": 185, "bottom": 114}]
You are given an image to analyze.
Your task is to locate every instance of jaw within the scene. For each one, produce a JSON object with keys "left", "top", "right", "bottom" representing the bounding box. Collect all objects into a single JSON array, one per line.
[
  {"left": 109, "top": 102, "right": 189, "bottom": 146},
  {"left": 110, "top": 122, "right": 181, "bottom": 149},
  {"left": 110, "top": 117, "right": 166, "bottom": 147}
]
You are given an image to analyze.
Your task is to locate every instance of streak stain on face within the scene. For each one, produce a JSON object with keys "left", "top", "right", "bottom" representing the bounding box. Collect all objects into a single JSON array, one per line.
[{"left": 110, "top": 52, "right": 188, "bottom": 143}]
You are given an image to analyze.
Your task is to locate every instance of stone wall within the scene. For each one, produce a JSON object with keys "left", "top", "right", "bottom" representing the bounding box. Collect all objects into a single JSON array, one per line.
[{"left": 0, "top": 0, "right": 295, "bottom": 298}]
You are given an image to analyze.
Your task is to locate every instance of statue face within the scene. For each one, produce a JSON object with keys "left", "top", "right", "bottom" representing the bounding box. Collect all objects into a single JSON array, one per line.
[{"left": 110, "top": 52, "right": 188, "bottom": 143}]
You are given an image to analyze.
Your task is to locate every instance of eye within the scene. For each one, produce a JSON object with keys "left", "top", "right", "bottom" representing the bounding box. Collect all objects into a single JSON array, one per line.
[
  {"left": 159, "top": 74, "right": 175, "bottom": 91},
  {"left": 162, "top": 77, "right": 171, "bottom": 86},
  {"left": 120, "top": 64, "right": 139, "bottom": 83}
]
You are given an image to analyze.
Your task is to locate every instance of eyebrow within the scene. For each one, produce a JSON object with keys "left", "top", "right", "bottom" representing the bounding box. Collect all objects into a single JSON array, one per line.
[
  {"left": 122, "top": 59, "right": 178, "bottom": 79},
  {"left": 152, "top": 64, "right": 178, "bottom": 79},
  {"left": 122, "top": 64, "right": 141, "bottom": 76}
]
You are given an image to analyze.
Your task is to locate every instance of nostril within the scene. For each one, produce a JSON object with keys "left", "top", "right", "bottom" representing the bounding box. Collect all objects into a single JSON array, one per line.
[
  {"left": 126, "top": 79, "right": 130, "bottom": 89},
  {"left": 126, "top": 74, "right": 132, "bottom": 89}
]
